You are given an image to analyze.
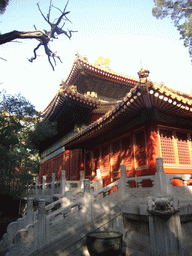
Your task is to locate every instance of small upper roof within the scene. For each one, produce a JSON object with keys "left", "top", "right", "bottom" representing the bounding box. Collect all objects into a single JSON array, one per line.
[
  {"left": 42, "top": 54, "right": 138, "bottom": 121},
  {"left": 65, "top": 54, "right": 139, "bottom": 101}
]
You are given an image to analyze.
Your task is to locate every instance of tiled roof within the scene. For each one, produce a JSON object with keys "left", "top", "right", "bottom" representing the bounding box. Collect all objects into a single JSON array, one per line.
[
  {"left": 42, "top": 84, "right": 101, "bottom": 120},
  {"left": 65, "top": 55, "right": 139, "bottom": 86},
  {"left": 64, "top": 81, "right": 192, "bottom": 149}
]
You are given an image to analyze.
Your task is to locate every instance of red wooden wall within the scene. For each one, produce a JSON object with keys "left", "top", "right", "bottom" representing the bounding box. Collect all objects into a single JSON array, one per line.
[
  {"left": 39, "top": 149, "right": 81, "bottom": 183},
  {"left": 39, "top": 124, "right": 192, "bottom": 185},
  {"left": 84, "top": 125, "right": 159, "bottom": 186}
]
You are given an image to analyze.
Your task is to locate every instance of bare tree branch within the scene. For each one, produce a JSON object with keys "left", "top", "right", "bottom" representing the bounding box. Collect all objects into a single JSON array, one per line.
[
  {"left": 28, "top": 42, "right": 42, "bottom": 62},
  {"left": 0, "top": 1, "right": 77, "bottom": 70},
  {"left": 63, "top": 0, "right": 70, "bottom": 14},
  {"left": 0, "top": 57, "right": 7, "bottom": 61},
  {"left": 47, "top": 0, "right": 53, "bottom": 21},
  {"left": 36, "top": 2, "right": 50, "bottom": 25},
  {"left": 0, "top": 30, "right": 48, "bottom": 45}
]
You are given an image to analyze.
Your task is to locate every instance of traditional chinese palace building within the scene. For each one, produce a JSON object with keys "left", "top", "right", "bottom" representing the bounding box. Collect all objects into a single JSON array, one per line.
[{"left": 39, "top": 55, "right": 192, "bottom": 187}]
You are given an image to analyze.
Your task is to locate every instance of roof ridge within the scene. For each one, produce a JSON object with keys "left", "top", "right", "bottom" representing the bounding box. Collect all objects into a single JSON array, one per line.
[{"left": 77, "top": 54, "right": 139, "bottom": 82}]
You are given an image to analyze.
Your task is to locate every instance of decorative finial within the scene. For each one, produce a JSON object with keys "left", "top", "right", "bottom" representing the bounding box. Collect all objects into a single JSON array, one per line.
[
  {"left": 137, "top": 68, "right": 150, "bottom": 84},
  {"left": 75, "top": 52, "right": 80, "bottom": 58},
  {"left": 59, "top": 80, "right": 64, "bottom": 87}
]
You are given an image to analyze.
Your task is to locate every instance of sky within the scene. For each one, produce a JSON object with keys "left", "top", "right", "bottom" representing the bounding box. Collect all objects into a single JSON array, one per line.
[{"left": 0, "top": 0, "right": 192, "bottom": 111}]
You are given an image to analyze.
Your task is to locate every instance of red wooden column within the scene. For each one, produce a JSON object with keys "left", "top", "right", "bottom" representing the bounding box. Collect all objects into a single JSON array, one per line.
[
  {"left": 147, "top": 123, "right": 160, "bottom": 175},
  {"left": 70, "top": 149, "right": 80, "bottom": 180},
  {"left": 111, "top": 139, "right": 121, "bottom": 181},
  {"left": 80, "top": 149, "right": 85, "bottom": 172},
  {"left": 64, "top": 150, "right": 70, "bottom": 180},
  {"left": 85, "top": 151, "right": 92, "bottom": 179},
  {"left": 93, "top": 147, "right": 100, "bottom": 177},
  {"left": 101, "top": 143, "right": 111, "bottom": 186}
]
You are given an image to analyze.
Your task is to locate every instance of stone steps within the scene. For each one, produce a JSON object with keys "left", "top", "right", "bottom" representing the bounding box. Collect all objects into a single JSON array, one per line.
[{"left": 29, "top": 204, "right": 124, "bottom": 256}]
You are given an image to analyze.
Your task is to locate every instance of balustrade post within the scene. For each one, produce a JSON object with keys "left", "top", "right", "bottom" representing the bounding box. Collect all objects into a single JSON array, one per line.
[
  {"left": 182, "top": 175, "right": 191, "bottom": 186},
  {"left": 37, "top": 199, "right": 47, "bottom": 249},
  {"left": 83, "top": 179, "right": 91, "bottom": 194},
  {"left": 80, "top": 170, "right": 85, "bottom": 189},
  {"left": 35, "top": 177, "right": 38, "bottom": 197},
  {"left": 42, "top": 175, "right": 46, "bottom": 195},
  {"left": 61, "top": 170, "right": 66, "bottom": 197},
  {"left": 96, "top": 169, "right": 103, "bottom": 192},
  {"left": 120, "top": 165, "right": 126, "bottom": 200},
  {"left": 51, "top": 173, "right": 55, "bottom": 196},
  {"left": 27, "top": 197, "right": 34, "bottom": 225},
  {"left": 137, "top": 178, "right": 143, "bottom": 188},
  {"left": 154, "top": 157, "right": 171, "bottom": 197},
  {"left": 83, "top": 179, "right": 92, "bottom": 221}
]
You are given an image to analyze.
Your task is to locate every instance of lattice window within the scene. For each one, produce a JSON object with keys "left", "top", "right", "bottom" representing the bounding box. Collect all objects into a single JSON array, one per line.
[
  {"left": 134, "top": 129, "right": 147, "bottom": 168},
  {"left": 121, "top": 135, "right": 132, "bottom": 170},
  {"left": 160, "top": 129, "right": 176, "bottom": 165},
  {"left": 176, "top": 132, "right": 191, "bottom": 165}
]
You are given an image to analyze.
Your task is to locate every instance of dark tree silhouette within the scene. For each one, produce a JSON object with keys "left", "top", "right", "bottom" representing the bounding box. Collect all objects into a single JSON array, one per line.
[
  {"left": 0, "top": 0, "right": 9, "bottom": 14},
  {"left": 0, "top": 0, "right": 77, "bottom": 70}
]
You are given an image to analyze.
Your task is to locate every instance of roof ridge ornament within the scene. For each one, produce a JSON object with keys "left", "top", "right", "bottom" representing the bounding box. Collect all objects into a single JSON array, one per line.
[
  {"left": 58, "top": 80, "right": 65, "bottom": 95},
  {"left": 137, "top": 68, "right": 150, "bottom": 84},
  {"left": 84, "top": 91, "right": 98, "bottom": 98},
  {"left": 137, "top": 68, "right": 153, "bottom": 96},
  {"left": 94, "top": 56, "right": 111, "bottom": 71},
  {"left": 70, "top": 85, "right": 77, "bottom": 93}
]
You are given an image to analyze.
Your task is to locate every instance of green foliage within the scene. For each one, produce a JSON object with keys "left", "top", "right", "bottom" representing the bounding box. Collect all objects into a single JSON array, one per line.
[
  {"left": 152, "top": 0, "right": 192, "bottom": 58},
  {"left": 0, "top": 92, "right": 39, "bottom": 199},
  {"left": 29, "top": 119, "right": 57, "bottom": 150}
]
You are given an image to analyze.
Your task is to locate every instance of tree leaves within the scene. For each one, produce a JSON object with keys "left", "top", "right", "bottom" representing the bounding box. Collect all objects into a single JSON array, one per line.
[
  {"left": 0, "top": 92, "right": 39, "bottom": 199},
  {"left": 152, "top": 0, "right": 192, "bottom": 58},
  {"left": 28, "top": 119, "right": 58, "bottom": 150}
]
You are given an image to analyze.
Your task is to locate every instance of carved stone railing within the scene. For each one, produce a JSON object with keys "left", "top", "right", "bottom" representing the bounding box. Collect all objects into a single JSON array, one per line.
[
  {"left": 0, "top": 197, "right": 35, "bottom": 253},
  {"left": 2, "top": 159, "right": 192, "bottom": 255},
  {"left": 29, "top": 170, "right": 85, "bottom": 200},
  {"left": 0, "top": 171, "right": 121, "bottom": 255}
]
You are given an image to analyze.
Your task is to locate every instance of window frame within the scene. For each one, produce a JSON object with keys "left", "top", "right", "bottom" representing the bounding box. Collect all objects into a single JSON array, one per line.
[{"left": 158, "top": 125, "right": 192, "bottom": 168}]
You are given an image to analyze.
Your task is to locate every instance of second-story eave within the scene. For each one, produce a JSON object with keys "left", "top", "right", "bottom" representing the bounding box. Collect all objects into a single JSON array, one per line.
[
  {"left": 42, "top": 85, "right": 101, "bottom": 122},
  {"left": 64, "top": 82, "right": 192, "bottom": 150}
]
